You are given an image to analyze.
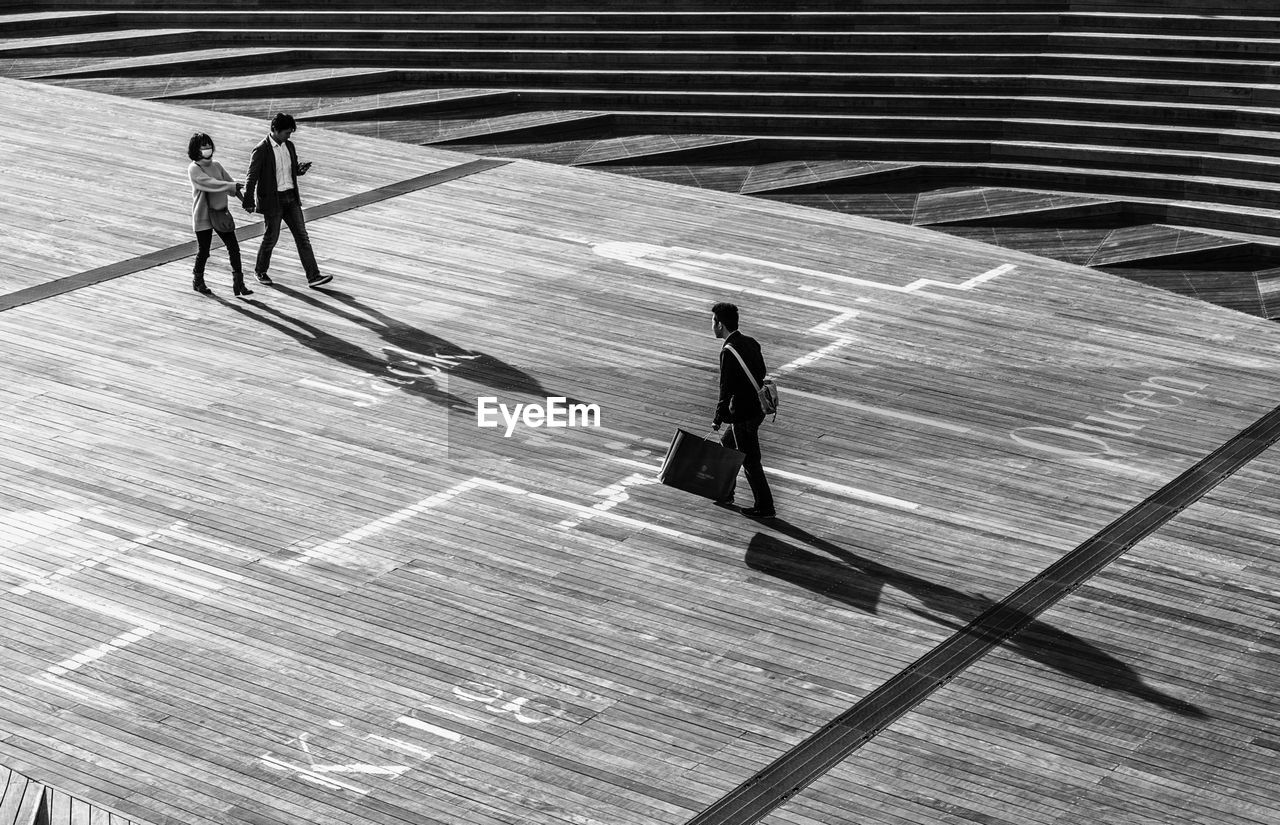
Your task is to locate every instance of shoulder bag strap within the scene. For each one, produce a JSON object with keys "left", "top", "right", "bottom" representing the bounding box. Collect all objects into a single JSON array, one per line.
[{"left": 723, "top": 344, "right": 763, "bottom": 394}]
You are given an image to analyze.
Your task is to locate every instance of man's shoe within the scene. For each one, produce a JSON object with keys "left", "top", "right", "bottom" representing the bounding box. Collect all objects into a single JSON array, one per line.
[
  {"left": 255, "top": 272, "right": 274, "bottom": 285},
  {"left": 307, "top": 274, "right": 333, "bottom": 288},
  {"left": 714, "top": 496, "right": 736, "bottom": 508},
  {"left": 742, "top": 507, "right": 776, "bottom": 519}
]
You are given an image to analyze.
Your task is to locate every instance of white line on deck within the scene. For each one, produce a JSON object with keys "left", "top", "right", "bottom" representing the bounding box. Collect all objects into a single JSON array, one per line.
[
  {"left": 774, "top": 337, "right": 853, "bottom": 377},
  {"left": 395, "top": 716, "right": 464, "bottom": 743},
  {"left": 807, "top": 310, "right": 859, "bottom": 335},
  {"left": 717, "top": 250, "right": 1015, "bottom": 294},
  {"left": 296, "top": 377, "right": 380, "bottom": 407},
  {"left": 41, "top": 624, "right": 160, "bottom": 681},
  {"left": 148, "top": 548, "right": 247, "bottom": 581},
  {"left": 10, "top": 521, "right": 185, "bottom": 596},
  {"left": 259, "top": 754, "right": 370, "bottom": 795},
  {"left": 592, "top": 241, "right": 859, "bottom": 313},
  {"left": 0, "top": 509, "right": 81, "bottom": 550},
  {"left": 590, "top": 453, "right": 920, "bottom": 512},
  {"left": 593, "top": 241, "right": 1014, "bottom": 300},
  {"left": 785, "top": 388, "right": 971, "bottom": 433},
  {"left": 26, "top": 582, "right": 156, "bottom": 626},
  {"left": 275, "top": 479, "right": 483, "bottom": 570},
  {"left": 556, "top": 472, "right": 660, "bottom": 529},
  {"left": 365, "top": 734, "right": 437, "bottom": 760},
  {"left": 903, "top": 263, "right": 1017, "bottom": 293},
  {"left": 105, "top": 562, "right": 212, "bottom": 601},
  {"left": 767, "top": 468, "right": 919, "bottom": 510}
]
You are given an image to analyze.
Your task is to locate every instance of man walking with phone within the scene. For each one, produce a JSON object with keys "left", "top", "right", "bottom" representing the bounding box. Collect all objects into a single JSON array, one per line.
[{"left": 243, "top": 112, "right": 332, "bottom": 288}]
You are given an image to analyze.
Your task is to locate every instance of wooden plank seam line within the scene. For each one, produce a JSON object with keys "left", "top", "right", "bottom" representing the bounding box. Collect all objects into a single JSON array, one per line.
[
  {"left": 685, "top": 402, "right": 1280, "bottom": 825},
  {"left": 0, "top": 158, "right": 511, "bottom": 314}
]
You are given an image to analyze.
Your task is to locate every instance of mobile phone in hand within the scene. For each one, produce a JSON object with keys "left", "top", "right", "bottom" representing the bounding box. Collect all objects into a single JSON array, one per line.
[{"left": 299, "top": 161, "right": 313, "bottom": 173}]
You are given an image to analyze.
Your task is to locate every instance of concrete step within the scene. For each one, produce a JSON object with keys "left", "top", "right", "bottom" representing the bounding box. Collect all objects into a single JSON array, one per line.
[
  {"left": 19, "top": 48, "right": 1280, "bottom": 85},
  {"left": 7, "top": 28, "right": 1280, "bottom": 60},
  {"left": 22, "top": 0, "right": 1280, "bottom": 12},
  {"left": 7, "top": 10, "right": 1280, "bottom": 39},
  {"left": 299, "top": 88, "right": 1280, "bottom": 133},
  {"left": 143, "top": 67, "right": 1280, "bottom": 111},
  {"left": 294, "top": 88, "right": 518, "bottom": 121}
]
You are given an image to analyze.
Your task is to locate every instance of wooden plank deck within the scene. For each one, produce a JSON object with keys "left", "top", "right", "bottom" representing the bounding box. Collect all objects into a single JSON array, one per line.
[{"left": 1, "top": 76, "right": 1279, "bottom": 825}]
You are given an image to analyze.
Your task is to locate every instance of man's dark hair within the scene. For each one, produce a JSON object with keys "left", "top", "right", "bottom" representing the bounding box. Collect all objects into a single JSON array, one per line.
[
  {"left": 186, "top": 132, "right": 214, "bottom": 161},
  {"left": 270, "top": 112, "right": 297, "bottom": 133},
  {"left": 711, "top": 302, "right": 740, "bottom": 331}
]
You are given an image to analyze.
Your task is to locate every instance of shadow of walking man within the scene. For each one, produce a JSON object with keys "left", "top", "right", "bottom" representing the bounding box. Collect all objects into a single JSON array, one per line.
[
  {"left": 217, "top": 294, "right": 471, "bottom": 412},
  {"left": 746, "top": 520, "right": 1207, "bottom": 718},
  {"left": 275, "top": 285, "right": 577, "bottom": 403}
]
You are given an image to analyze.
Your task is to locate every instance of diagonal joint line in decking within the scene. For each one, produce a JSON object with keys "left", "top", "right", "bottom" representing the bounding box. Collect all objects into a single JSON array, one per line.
[
  {"left": 686, "top": 403, "right": 1280, "bottom": 825},
  {"left": 0, "top": 157, "right": 511, "bottom": 314}
]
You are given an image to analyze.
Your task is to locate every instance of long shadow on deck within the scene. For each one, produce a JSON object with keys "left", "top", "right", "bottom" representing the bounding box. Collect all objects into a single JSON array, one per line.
[
  {"left": 217, "top": 293, "right": 472, "bottom": 411},
  {"left": 277, "top": 285, "right": 573, "bottom": 402},
  {"left": 746, "top": 522, "right": 1207, "bottom": 718},
  {"left": 218, "top": 287, "right": 571, "bottom": 410}
]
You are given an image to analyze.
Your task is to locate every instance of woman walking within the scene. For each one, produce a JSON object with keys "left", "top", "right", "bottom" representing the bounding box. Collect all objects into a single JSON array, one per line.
[{"left": 187, "top": 132, "right": 251, "bottom": 297}]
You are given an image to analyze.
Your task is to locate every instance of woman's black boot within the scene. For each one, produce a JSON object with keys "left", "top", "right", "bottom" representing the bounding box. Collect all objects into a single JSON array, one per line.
[
  {"left": 192, "top": 267, "right": 212, "bottom": 295},
  {"left": 232, "top": 270, "right": 254, "bottom": 298}
]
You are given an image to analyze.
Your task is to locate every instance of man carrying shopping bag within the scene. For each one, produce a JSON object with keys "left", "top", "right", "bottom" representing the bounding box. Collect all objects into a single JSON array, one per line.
[
  {"left": 710, "top": 302, "right": 776, "bottom": 519},
  {"left": 657, "top": 428, "right": 745, "bottom": 502},
  {"left": 657, "top": 302, "right": 777, "bottom": 519}
]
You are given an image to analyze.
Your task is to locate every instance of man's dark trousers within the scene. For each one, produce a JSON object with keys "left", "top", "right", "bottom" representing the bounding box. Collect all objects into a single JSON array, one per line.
[
  {"left": 255, "top": 189, "right": 319, "bottom": 279},
  {"left": 722, "top": 414, "right": 774, "bottom": 511}
]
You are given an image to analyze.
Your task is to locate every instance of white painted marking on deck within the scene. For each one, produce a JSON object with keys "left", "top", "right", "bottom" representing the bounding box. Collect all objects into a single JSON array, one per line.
[
  {"left": 526, "top": 440, "right": 924, "bottom": 515},
  {"left": 122, "top": 555, "right": 223, "bottom": 591},
  {"left": 25, "top": 583, "right": 156, "bottom": 625},
  {"left": 592, "top": 242, "right": 859, "bottom": 313},
  {"left": 283, "top": 455, "right": 916, "bottom": 576},
  {"left": 556, "top": 472, "right": 660, "bottom": 529},
  {"left": 259, "top": 754, "right": 370, "bottom": 795},
  {"left": 365, "top": 735, "right": 436, "bottom": 760},
  {"left": 807, "top": 310, "right": 859, "bottom": 336},
  {"left": 452, "top": 682, "right": 565, "bottom": 724},
  {"left": 395, "top": 716, "right": 464, "bottom": 743},
  {"left": 9, "top": 521, "right": 185, "bottom": 596},
  {"left": 148, "top": 548, "right": 246, "bottom": 581},
  {"left": 767, "top": 468, "right": 919, "bottom": 510},
  {"left": 774, "top": 337, "right": 853, "bottom": 377},
  {"left": 310, "top": 763, "right": 409, "bottom": 776},
  {"left": 785, "top": 388, "right": 972, "bottom": 433},
  {"left": 295, "top": 732, "right": 410, "bottom": 778},
  {"left": 41, "top": 624, "right": 159, "bottom": 681},
  {"left": 586, "top": 454, "right": 919, "bottom": 512},
  {"left": 276, "top": 479, "right": 483, "bottom": 570},
  {"left": 296, "top": 377, "right": 380, "bottom": 407},
  {"left": 593, "top": 241, "right": 1014, "bottom": 300},
  {"left": 0, "top": 509, "right": 81, "bottom": 550},
  {"left": 104, "top": 563, "right": 211, "bottom": 601},
  {"left": 904, "top": 263, "right": 1016, "bottom": 293}
]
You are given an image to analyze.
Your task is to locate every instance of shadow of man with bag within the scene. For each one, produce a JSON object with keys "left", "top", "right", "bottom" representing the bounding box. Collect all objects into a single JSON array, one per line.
[
  {"left": 276, "top": 285, "right": 580, "bottom": 405},
  {"left": 746, "top": 521, "right": 1207, "bottom": 718},
  {"left": 217, "top": 295, "right": 472, "bottom": 414}
]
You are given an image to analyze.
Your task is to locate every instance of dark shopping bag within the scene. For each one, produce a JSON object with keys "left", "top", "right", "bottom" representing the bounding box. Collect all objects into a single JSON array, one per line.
[{"left": 657, "top": 428, "right": 745, "bottom": 501}]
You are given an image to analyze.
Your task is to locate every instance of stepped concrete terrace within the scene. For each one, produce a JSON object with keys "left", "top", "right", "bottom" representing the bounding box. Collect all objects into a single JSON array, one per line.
[{"left": 6, "top": 1, "right": 1280, "bottom": 316}]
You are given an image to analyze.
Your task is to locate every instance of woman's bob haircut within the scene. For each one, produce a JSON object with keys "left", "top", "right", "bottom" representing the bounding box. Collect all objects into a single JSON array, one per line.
[{"left": 187, "top": 132, "right": 215, "bottom": 161}]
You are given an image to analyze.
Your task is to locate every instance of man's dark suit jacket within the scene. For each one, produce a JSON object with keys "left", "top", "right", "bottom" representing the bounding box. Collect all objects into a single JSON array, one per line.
[
  {"left": 716, "top": 330, "right": 768, "bottom": 424},
  {"left": 243, "top": 136, "right": 304, "bottom": 215}
]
